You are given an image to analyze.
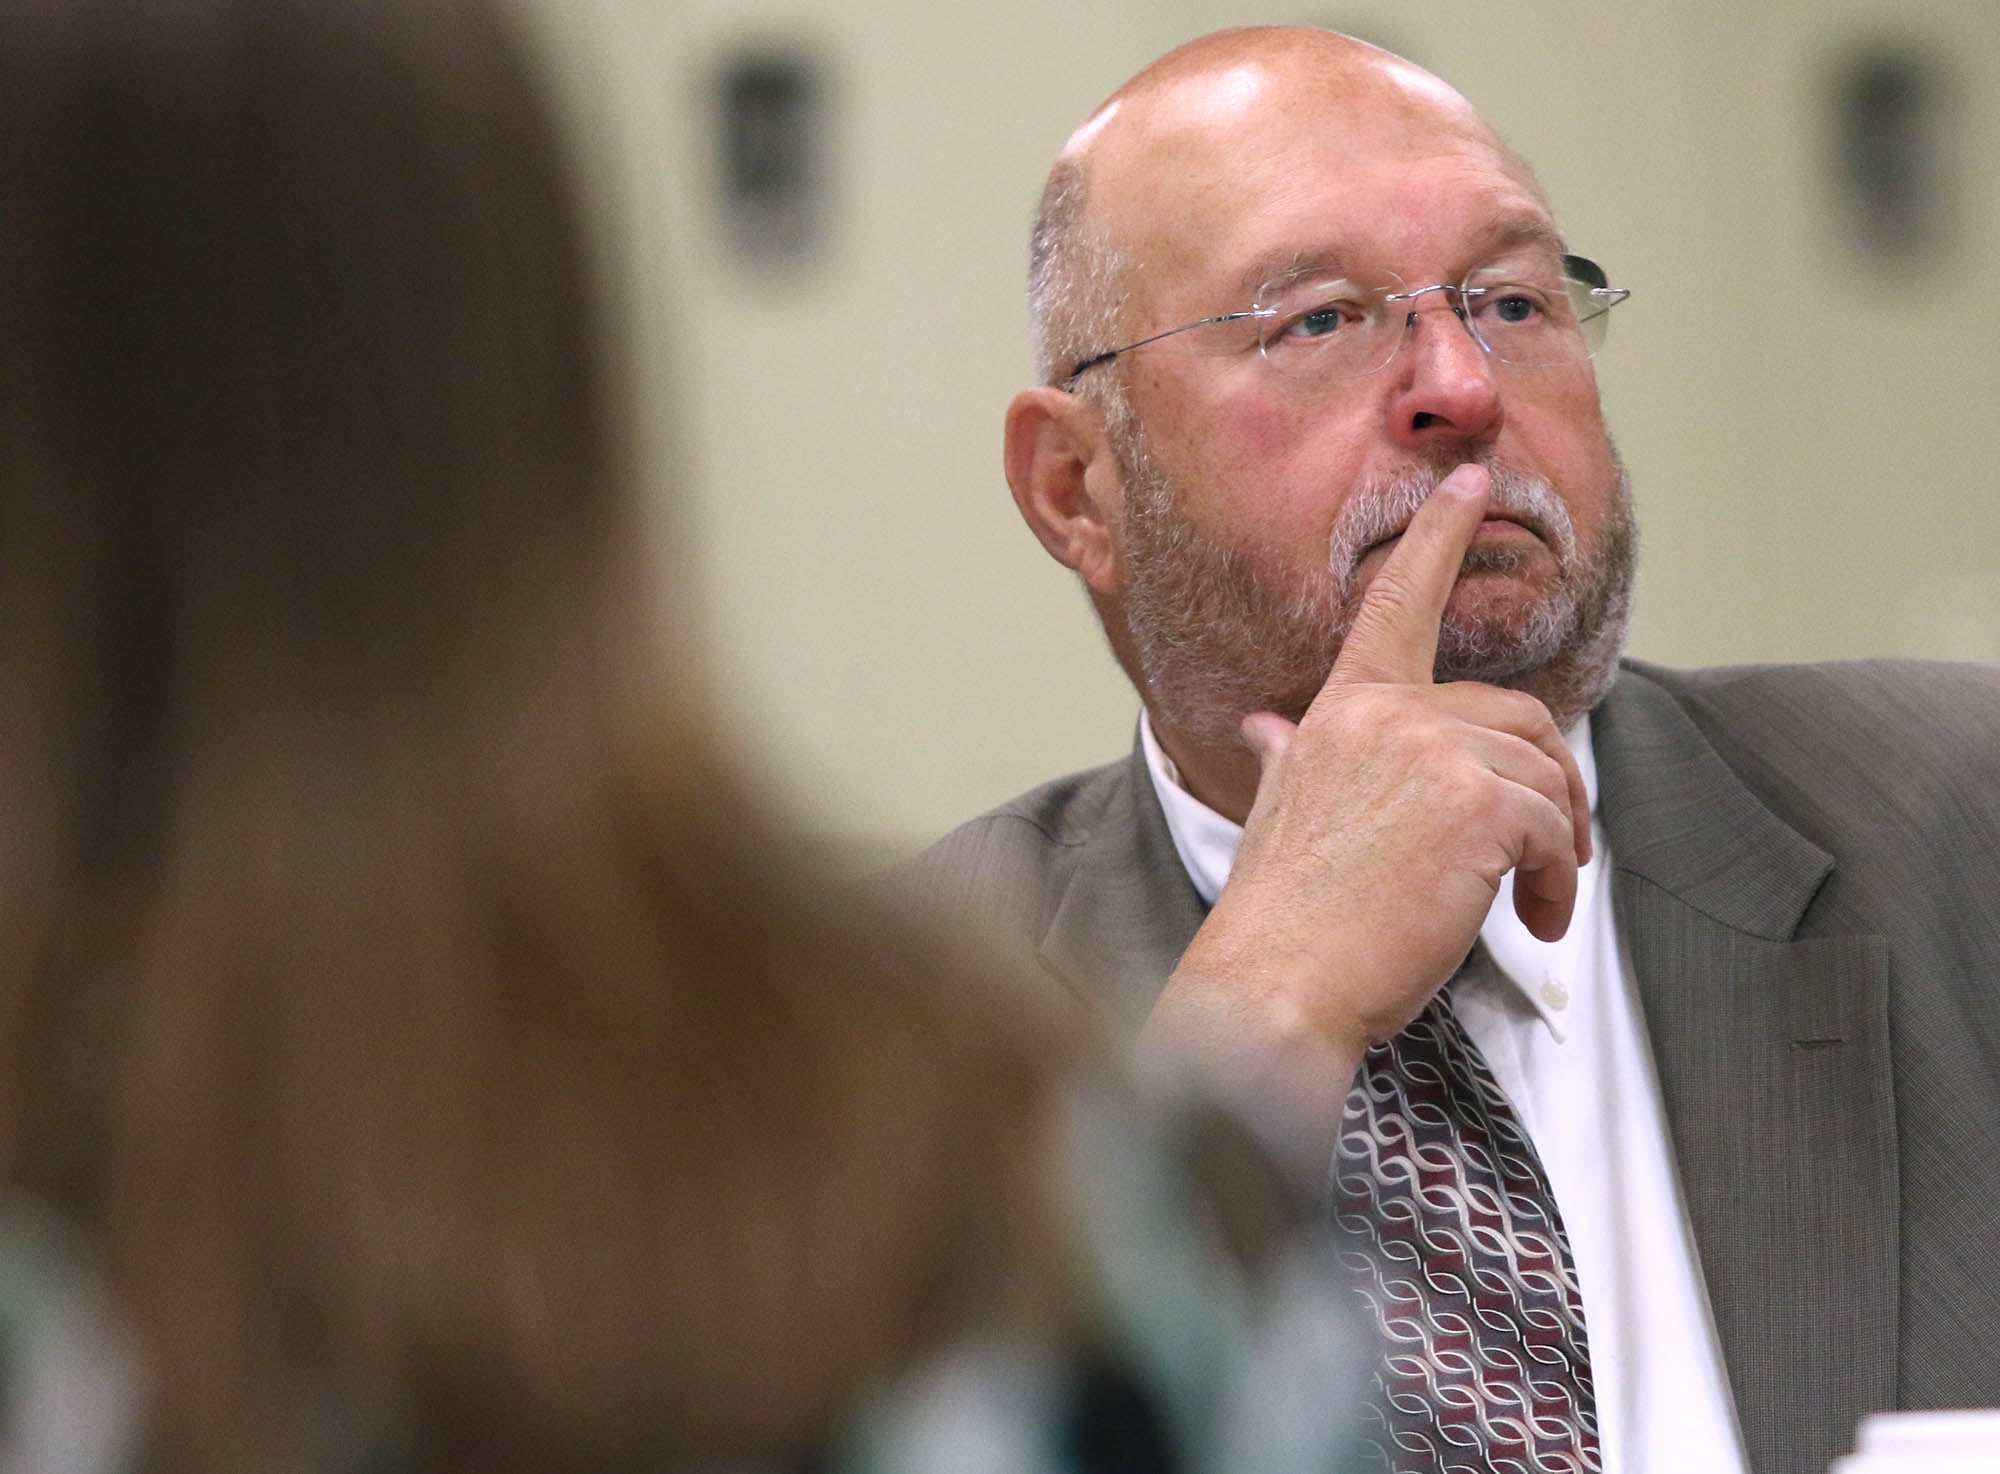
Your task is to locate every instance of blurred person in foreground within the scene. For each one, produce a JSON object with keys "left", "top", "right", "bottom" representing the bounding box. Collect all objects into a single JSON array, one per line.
[
  {"left": 900, "top": 24, "right": 2000, "bottom": 1474},
  {"left": 0, "top": 2, "right": 1362, "bottom": 1471}
]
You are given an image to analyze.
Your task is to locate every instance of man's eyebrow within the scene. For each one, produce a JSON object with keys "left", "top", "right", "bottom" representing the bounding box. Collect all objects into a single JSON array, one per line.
[
  {"left": 1226, "top": 245, "right": 1353, "bottom": 303},
  {"left": 1480, "top": 215, "right": 1569, "bottom": 261},
  {"left": 1221, "top": 214, "right": 1569, "bottom": 303}
]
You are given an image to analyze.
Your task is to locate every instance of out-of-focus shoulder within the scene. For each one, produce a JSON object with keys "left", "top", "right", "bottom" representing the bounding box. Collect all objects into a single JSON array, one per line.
[
  {"left": 864, "top": 757, "right": 1136, "bottom": 994},
  {"left": 882, "top": 759, "right": 1132, "bottom": 901}
]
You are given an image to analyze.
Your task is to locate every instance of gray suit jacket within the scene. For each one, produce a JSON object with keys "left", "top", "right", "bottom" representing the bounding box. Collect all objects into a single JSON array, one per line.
[{"left": 899, "top": 659, "right": 2000, "bottom": 1474}]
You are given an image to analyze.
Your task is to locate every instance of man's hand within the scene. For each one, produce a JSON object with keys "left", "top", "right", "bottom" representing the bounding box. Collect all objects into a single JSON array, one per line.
[{"left": 1136, "top": 463, "right": 1590, "bottom": 1188}]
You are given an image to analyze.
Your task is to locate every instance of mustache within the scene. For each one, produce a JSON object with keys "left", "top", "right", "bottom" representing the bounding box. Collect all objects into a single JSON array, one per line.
[{"left": 1325, "top": 456, "right": 1577, "bottom": 585}]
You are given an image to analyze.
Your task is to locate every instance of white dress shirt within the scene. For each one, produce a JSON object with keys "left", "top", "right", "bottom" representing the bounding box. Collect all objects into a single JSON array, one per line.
[{"left": 1139, "top": 715, "right": 1751, "bottom": 1474}]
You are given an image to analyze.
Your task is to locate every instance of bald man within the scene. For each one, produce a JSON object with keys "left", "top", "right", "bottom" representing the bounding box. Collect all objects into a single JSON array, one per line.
[{"left": 901, "top": 27, "right": 2000, "bottom": 1474}]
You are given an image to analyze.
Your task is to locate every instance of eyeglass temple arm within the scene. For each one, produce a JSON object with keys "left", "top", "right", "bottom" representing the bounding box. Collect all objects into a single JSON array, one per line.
[
  {"left": 1578, "top": 285, "right": 1632, "bottom": 323},
  {"left": 1065, "top": 308, "right": 1274, "bottom": 387}
]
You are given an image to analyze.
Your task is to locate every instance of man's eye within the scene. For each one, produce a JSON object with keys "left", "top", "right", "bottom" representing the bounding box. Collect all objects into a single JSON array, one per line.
[
  {"left": 1482, "top": 289, "right": 1543, "bottom": 326},
  {"left": 1284, "top": 301, "right": 1358, "bottom": 339}
]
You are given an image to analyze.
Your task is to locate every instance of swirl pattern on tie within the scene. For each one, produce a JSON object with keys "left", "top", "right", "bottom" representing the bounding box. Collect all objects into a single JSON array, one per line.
[{"left": 1334, "top": 977, "right": 1601, "bottom": 1474}]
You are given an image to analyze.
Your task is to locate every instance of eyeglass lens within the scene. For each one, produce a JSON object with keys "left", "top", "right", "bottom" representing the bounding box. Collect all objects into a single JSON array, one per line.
[{"left": 1252, "top": 252, "right": 1620, "bottom": 382}]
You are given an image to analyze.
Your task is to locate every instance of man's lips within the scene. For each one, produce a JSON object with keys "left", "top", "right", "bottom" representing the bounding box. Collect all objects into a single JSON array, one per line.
[
  {"left": 1360, "top": 513, "right": 1540, "bottom": 561},
  {"left": 1472, "top": 513, "right": 1540, "bottom": 540}
]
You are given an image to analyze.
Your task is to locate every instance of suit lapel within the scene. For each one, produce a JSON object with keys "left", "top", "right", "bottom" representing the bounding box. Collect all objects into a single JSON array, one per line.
[
  {"left": 1035, "top": 742, "right": 1208, "bottom": 1041},
  {"left": 1594, "top": 669, "right": 1899, "bottom": 1474}
]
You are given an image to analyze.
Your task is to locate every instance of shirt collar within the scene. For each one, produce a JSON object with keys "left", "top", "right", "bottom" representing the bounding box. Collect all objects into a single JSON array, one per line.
[{"left": 1138, "top": 714, "right": 1238, "bottom": 907}]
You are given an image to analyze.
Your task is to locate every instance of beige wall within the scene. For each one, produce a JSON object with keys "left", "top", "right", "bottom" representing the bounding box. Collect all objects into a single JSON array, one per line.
[{"left": 526, "top": 0, "right": 2000, "bottom": 858}]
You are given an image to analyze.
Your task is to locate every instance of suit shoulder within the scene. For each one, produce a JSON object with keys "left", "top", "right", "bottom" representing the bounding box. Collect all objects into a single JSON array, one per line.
[
  {"left": 1632, "top": 660, "right": 2000, "bottom": 704},
  {"left": 1619, "top": 656, "right": 2000, "bottom": 809},
  {"left": 898, "top": 756, "right": 1136, "bottom": 877},
  {"left": 877, "top": 757, "right": 1138, "bottom": 931},
  {"left": 1627, "top": 656, "right": 2000, "bottom": 739}
]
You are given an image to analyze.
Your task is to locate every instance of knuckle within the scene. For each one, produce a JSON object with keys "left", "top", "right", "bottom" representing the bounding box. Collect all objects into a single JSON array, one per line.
[
  {"left": 1531, "top": 747, "right": 1571, "bottom": 804},
  {"left": 1499, "top": 686, "right": 1557, "bottom": 731},
  {"left": 1503, "top": 774, "right": 1567, "bottom": 834},
  {"left": 1360, "top": 560, "right": 1427, "bottom": 616}
]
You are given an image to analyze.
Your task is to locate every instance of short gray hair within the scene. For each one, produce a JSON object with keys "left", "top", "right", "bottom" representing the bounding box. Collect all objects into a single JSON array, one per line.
[{"left": 1025, "top": 159, "right": 1130, "bottom": 396}]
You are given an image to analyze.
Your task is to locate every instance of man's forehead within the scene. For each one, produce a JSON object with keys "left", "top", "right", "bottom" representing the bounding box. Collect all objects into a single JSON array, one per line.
[
  {"left": 1068, "top": 32, "right": 1497, "bottom": 176},
  {"left": 1063, "top": 61, "right": 1270, "bottom": 158},
  {"left": 1076, "top": 55, "right": 1543, "bottom": 306}
]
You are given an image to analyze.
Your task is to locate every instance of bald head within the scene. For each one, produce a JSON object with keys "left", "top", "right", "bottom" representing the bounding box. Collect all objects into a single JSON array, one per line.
[
  {"left": 1028, "top": 27, "right": 1541, "bottom": 389},
  {"left": 1067, "top": 27, "right": 1491, "bottom": 163}
]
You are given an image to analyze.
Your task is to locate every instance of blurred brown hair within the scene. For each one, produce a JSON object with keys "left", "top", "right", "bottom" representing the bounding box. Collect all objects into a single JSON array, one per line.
[{"left": 0, "top": 1, "right": 1066, "bottom": 1469}]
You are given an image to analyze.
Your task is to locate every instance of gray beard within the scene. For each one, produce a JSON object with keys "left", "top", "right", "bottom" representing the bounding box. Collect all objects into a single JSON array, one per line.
[{"left": 1114, "top": 427, "right": 1638, "bottom": 749}]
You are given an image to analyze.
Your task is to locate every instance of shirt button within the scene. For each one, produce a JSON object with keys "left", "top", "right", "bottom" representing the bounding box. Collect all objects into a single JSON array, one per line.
[{"left": 1539, "top": 976, "right": 1570, "bottom": 1012}]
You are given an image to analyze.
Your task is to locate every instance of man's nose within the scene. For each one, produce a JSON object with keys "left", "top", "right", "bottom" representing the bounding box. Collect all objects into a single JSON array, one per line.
[{"left": 1382, "top": 291, "right": 1503, "bottom": 448}]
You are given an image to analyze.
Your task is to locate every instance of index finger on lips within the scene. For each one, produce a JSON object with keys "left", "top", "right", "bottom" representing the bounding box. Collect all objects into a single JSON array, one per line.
[{"left": 1330, "top": 463, "right": 1490, "bottom": 687}]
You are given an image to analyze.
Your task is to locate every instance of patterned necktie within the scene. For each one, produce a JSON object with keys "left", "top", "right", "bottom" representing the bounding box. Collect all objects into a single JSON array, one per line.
[{"left": 1333, "top": 947, "right": 1601, "bottom": 1474}]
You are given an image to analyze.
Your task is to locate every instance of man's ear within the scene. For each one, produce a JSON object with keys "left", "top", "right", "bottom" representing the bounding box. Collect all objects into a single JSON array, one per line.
[{"left": 1003, "top": 386, "right": 1122, "bottom": 596}]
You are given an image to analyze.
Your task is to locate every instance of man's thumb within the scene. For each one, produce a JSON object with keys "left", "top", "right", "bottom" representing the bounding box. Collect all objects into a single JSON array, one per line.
[{"left": 1239, "top": 711, "right": 1299, "bottom": 797}]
